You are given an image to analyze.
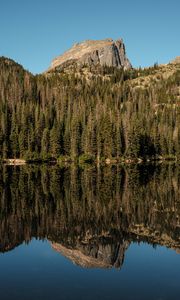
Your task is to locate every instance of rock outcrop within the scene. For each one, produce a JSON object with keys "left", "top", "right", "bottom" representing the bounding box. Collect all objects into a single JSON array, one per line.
[
  {"left": 170, "top": 56, "right": 180, "bottom": 64},
  {"left": 49, "top": 38, "right": 132, "bottom": 71}
]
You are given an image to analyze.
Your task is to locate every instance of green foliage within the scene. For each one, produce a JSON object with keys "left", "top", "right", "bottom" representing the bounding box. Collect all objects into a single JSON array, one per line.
[
  {"left": 79, "top": 154, "right": 95, "bottom": 164},
  {"left": 0, "top": 57, "right": 179, "bottom": 161}
]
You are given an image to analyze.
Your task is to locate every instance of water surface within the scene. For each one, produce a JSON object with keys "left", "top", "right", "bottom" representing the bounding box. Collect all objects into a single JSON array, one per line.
[{"left": 0, "top": 164, "right": 179, "bottom": 299}]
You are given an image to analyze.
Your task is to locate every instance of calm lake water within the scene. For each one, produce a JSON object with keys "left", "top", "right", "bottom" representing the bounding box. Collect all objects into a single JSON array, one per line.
[{"left": 0, "top": 163, "right": 179, "bottom": 300}]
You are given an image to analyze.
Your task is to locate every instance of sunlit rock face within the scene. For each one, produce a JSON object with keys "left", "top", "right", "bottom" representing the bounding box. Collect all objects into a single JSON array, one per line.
[
  {"left": 49, "top": 38, "right": 132, "bottom": 71},
  {"left": 170, "top": 56, "right": 180, "bottom": 64}
]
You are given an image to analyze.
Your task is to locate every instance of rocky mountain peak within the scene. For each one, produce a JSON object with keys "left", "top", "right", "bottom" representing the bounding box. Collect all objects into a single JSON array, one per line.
[{"left": 49, "top": 38, "right": 132, "bottom": 71}]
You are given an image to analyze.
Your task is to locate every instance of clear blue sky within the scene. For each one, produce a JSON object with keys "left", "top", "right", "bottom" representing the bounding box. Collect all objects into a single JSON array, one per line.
[{"left": 0, "top": 0, "right": 179, "bottom": 74}]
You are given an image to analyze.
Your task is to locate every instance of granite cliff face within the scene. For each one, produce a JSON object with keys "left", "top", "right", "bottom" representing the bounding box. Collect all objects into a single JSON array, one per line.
[{"left": 49, "top": 38, "right": 132, "bottom": 71}]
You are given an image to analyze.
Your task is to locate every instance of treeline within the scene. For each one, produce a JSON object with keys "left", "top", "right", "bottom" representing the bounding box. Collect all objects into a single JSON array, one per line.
[{"left": 0, "top": 56, "right": 180, "bottom": 161}]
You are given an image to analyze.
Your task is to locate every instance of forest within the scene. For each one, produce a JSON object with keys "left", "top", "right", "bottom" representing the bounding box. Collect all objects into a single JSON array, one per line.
[{"left": 0, "top": 56, "right": 180, "bottom": 162}]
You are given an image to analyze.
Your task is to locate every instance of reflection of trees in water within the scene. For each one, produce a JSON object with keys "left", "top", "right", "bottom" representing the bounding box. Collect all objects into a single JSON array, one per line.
[{"left": 0, "top": 164, "right": 179, "bottom": 268}]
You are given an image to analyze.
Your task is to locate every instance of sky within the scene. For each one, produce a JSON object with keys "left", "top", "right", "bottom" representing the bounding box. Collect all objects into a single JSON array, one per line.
[{"left": 0, "top": 0, "right": 179, "bottom": 74}]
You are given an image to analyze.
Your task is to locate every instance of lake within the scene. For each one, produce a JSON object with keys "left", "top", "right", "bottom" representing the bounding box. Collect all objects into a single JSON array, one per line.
[{"left": 0, "top": 163, "right": 179, "bottom": 300}]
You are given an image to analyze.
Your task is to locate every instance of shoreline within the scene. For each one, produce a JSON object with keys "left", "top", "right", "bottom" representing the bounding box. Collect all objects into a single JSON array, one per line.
[{"left": 1, "top": 156, "right": 179, "bottom": 166}]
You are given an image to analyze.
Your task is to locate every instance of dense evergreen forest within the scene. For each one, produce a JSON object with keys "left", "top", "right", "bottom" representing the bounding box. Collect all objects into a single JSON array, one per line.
[{"left": 0, "top": 56, "right": 180, "bottom": 161}]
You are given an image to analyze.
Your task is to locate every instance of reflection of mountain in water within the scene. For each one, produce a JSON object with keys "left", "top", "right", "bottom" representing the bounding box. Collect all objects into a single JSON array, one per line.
[
  {"left": 52, "top": 237, "right": 129, "bottom": 269},
  {"left": 0, "top": 164, "right": 179, "bottom": 268}
]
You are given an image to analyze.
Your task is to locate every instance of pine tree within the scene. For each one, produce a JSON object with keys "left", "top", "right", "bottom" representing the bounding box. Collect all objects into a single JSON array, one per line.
[
  {"left": 41, "top": 128, "right": 50, "bottom": 158},
  {"left": 50, "top": 126, "right": 61, "bottom": 158}
]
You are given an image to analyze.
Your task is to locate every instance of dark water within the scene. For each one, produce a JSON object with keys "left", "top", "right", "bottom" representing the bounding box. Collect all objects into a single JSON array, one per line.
[{"left": 0, "top": 163, "right": 180, "bottom": 300}]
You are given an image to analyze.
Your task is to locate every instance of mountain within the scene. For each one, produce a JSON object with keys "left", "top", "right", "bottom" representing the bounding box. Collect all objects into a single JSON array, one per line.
[
  {"left": 48, "top": 38, "right": 132, "bottom": 71},
  {"left": 0, "top": 41, "right": 180, "bottom": 162}
]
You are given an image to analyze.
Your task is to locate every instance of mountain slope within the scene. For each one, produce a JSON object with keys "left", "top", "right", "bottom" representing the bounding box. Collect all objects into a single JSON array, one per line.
[{"left": 0, "top": 50, "right": 180, "bottom": 161}]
